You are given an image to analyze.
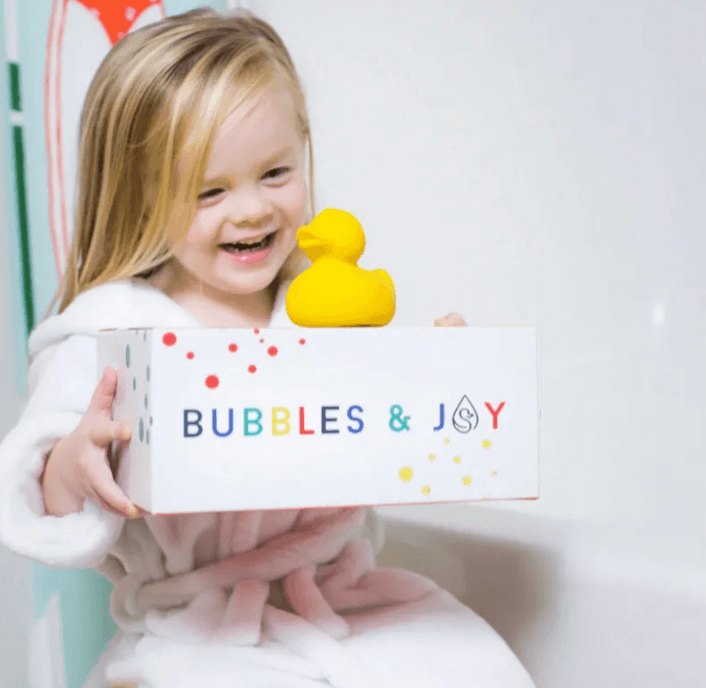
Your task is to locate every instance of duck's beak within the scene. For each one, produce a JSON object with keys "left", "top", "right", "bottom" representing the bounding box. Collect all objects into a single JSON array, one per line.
[{"left": 296, "top": 224, "right": 327, "bottom": 253}]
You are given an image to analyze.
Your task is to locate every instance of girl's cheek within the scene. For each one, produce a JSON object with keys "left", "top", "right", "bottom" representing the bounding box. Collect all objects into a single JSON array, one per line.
[
  {"left": 188, "top": 209, "right": 218, "bottom": 240},
  {"left": 285, "top": 175, "right": 308, "bottom": 220}
]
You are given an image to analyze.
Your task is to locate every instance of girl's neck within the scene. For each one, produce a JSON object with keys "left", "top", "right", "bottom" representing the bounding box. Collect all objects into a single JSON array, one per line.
[{"left": 146, "top": 264, "right": 275, "bottom": 328}]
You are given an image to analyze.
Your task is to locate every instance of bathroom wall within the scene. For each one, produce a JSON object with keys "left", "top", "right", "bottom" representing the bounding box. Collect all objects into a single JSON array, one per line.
[
  {"left": 243, "top": 0, "right": 706, "bottom": 569},
  {"left": 237, "top": 1, "right": 706, "bottom": 685}
]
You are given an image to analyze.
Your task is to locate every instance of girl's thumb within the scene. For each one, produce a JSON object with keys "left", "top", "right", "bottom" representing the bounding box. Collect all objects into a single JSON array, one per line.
[{"left": 87, "top": 367, "right": 119, "bottom": 415}]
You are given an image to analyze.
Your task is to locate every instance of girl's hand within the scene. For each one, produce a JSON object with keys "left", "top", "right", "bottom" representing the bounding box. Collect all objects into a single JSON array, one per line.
[
  {"left": 434, "top": 312, "right": 467, "bottom": 327},
  {"left": 41, "top": 367, "right": 139, "bottom": 518}
]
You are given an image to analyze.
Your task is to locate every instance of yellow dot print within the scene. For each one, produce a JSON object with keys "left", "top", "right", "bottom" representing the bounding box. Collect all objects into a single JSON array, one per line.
[
  {"left": 444, "top": 438, "right": 450, "bottom": 444},
  {"left": 422, "top": 486, "right": 431, "bottom": 495},
  {"left": 482, "top": 439, "right": 492, "bottom": 449},
  {"left": 428, "top": 453, "right": 436, "bottom": 461},
  {"left": 399, "top": 467, "right": 414, "bottom": 482},
  {"left": 462, "top": 476, "right": 472, "bottom": 486},
  {"left": 491, "top": 470, "right": 498, "bottom": 476},
  {"left": 453, "top": 455, "right": 461, "bottom": 464}
]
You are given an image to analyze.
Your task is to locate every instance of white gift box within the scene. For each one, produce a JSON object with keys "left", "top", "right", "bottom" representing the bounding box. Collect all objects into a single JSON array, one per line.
[{"left": 97, "top": 327, "right": 539, "bottom": 514}]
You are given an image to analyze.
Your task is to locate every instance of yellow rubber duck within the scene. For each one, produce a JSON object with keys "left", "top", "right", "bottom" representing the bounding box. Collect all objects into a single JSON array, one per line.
[{"left": 285, "top": 209, "right": 396, "bottom": 327}]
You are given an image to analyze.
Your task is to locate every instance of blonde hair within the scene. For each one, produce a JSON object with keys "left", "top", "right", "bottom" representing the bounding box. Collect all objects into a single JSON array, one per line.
[{"left": 54, "top": 8, "right": 314, "bottom": 314}]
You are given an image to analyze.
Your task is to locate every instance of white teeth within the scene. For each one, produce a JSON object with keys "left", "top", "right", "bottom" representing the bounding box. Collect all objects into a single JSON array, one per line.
[{"left": 221, "top": 231, "right": 277, "bottom": 251}]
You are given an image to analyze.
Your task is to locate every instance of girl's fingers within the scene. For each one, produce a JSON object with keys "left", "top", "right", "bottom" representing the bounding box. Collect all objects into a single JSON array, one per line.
[
  {"left": 89, "top": 417, "right": 132, "bottom": 447},
  {"left": 93, "top": 492, "right": 131, "bottom": 518},
  {"left": 88, "top": 456, "right": 139, "bottom": 518},
  {"left": 92, "top": 479, "right": 139, "bottom": 518},
  {"left": 434, "top": 312, "right": 467, "bottom": 327}
]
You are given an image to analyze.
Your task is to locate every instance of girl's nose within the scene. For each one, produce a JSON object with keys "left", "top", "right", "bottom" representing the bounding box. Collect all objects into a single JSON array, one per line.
[{"left": 228, "top": 186, "right": 274, "bottom": 228}]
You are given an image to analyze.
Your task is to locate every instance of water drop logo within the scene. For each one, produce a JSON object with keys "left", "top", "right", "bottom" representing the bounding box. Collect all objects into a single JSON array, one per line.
[{"left": 452, "top": 395, "right": 478, "bottom": 433}]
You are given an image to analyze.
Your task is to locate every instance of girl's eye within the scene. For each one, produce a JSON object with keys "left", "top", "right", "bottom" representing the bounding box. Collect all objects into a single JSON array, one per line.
[
  {"left": 262, "top": 166, "right": 290, "bottom": 180},
  {"left": 198, "top": 188, "right": 224, "bottom": 201}
]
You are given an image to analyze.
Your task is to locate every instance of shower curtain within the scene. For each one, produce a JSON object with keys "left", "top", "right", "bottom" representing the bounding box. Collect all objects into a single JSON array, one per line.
[{"left": 1, "top": 2, "right": 229, "bottom": 686}]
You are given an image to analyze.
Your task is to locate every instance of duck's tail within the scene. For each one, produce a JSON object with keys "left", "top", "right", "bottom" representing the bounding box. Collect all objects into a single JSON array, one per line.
[{"left": 371, "top": 269, "right": 395, "bottom": 296}]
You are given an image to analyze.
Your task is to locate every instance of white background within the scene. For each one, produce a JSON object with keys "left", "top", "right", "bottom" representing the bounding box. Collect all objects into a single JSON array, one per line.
[
  {"left": 249, "top": 0, "right": 705, "bottom": 568},
  {"left": 2, "top": 1, "right": 704, "bottom": 685}
]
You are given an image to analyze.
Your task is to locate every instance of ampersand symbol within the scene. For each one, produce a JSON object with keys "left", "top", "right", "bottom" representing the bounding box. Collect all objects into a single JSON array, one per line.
[{"left": 389, "top": 404, "right": 411, "bottom": 431}]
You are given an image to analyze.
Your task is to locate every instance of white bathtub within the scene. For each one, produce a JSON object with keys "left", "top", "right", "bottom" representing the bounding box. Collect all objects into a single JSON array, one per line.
[{"left": 377, "top": 507, "right": 706, "bottom": 688}]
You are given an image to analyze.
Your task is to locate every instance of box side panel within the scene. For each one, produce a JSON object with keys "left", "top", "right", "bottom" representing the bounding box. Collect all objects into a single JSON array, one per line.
[
  {"left": 122, "top": 329, "right": 153, "bottom": 512},
  {"left": 98, "top": 329, "right": 152, "bottom": 511},
  {"left": 148, "top": 331, "right": 163, "bottom": 513}
]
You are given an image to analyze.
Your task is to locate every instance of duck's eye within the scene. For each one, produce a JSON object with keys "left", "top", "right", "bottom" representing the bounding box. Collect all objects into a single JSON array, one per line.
[
  {"left": 262, "top": 166, "right": 290, "bottom": 180},
  {"left": 198, "top": 188, "right": 224, "bottom": 201}
]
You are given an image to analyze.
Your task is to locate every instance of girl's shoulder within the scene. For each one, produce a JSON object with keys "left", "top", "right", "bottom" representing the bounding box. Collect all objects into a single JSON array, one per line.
[
  {"left": 62, "top": 278, "right": 145, "bottom": 316},
  {"left": 67, "top": 278, "right": 205, "bottom": 325},
  {"left": 28, "top": 279, "right": 200, "bottom": 359}
]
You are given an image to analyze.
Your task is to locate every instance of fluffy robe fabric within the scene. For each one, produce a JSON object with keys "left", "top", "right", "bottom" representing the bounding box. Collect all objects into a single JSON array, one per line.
[{"left": 0, "top": 278, "right": 536, "bottom": 688}]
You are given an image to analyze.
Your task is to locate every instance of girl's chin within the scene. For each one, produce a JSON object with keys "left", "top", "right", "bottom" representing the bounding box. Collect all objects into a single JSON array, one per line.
[{"left": 215, "top": 263, "right": 285, "bottom": 294}]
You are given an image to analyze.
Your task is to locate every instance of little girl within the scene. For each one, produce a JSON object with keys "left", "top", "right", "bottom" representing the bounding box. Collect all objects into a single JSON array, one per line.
[{"left": 0, "top": 9, "right": 535, "bottom": 688}]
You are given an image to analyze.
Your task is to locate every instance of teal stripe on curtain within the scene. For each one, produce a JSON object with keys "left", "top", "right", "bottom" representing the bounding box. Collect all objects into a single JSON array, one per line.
[{"left": 10, "top": 119, "right": 35, "bottom": 335}]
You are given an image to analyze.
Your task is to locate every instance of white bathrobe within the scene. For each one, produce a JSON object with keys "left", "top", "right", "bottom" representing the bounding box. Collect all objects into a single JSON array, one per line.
[{"left": 0, "top": 278, "right": 536, "bottom": 688}]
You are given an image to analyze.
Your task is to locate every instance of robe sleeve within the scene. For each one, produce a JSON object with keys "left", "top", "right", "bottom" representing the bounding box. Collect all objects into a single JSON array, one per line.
[{"left": 0, "top": 334, "right": 124, "bottom": 569}]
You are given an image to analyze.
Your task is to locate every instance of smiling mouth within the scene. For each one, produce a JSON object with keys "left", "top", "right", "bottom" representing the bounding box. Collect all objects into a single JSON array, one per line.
[{"left": 219, "top": 230, "right": 277, "bottom": 254}]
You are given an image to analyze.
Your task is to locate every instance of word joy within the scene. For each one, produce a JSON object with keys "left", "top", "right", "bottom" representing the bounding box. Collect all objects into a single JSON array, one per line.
[
  {"left": 181, "top": 396, "right": 506, "bottom": 438},
  {"left": 433, "top": 395, "right": 506, "bottom": 433}
]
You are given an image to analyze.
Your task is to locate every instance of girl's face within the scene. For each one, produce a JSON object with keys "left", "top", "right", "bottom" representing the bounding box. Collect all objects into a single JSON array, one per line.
[{"left": 169, "top": 86, "right": 307, "bottom": 305}]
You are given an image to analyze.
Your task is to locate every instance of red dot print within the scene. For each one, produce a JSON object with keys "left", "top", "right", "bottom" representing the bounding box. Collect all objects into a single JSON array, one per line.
[
  {"left": 259, "top": 338, "right": 264, "bottom": 343},
  {"left": 299, "top": 338, "right": 306, "bottom": 345},
  {"left": 268, "top": 346, "right": 278, "bottom": 356},
  {"left": 248, "top": 365, "right": 257, "bottom": 373},
  {"left": 205, "top": 375, "right": 219, "bottom": 389},
  {"left": 163, "top": 332, "right": 177, "bottom": 346},
  {"left": 228, "top": 343, "right": 238, "bottom": 352},
  {"left": 186, "top": 352, "right": 194, "bottom": 360},
  {"left": 254, "top": 329, "right": 260, "bottom": 335}
]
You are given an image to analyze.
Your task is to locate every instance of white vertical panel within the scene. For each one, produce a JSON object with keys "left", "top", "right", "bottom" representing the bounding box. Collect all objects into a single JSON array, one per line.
[
  {"left": 0, "top": 2, "right": 33, "bottom": 679},
  {"left": 4, "top": 0, "right": 18, "bottom": 61}
]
